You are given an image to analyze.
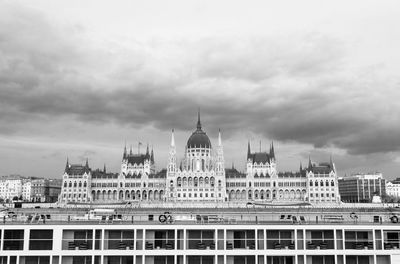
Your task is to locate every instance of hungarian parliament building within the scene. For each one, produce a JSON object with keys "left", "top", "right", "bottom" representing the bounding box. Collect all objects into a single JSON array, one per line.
[{"left": 59, "top": 113, "right": 340, "bottom": 205}]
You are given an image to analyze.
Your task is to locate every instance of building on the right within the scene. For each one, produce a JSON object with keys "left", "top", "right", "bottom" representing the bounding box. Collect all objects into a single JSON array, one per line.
[
  {"left": 386, "top": 178, "right": 400, "bottom": 199},
  {"left": 338, "top": 173, "right": 386, "bottom": 203}
]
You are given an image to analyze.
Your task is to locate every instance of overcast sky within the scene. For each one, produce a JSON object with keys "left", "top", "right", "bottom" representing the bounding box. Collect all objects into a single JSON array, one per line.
[{"left": 0, "top": 0, "right": 399, "bottom": 179}]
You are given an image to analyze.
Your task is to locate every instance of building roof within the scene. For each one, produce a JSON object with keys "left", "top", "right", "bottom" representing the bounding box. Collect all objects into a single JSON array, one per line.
[
  {"left": 65, "top": 165, "right": 90, "bottom": 175},
  {"left": 249, "top": 152, "right": 271, "bottom": 164},
  {"left": 149, "top": 169, "right": 167, "bottom": 179},
  {"left": 92, "top": 170, "right": 118, "bottom": 179},
  {"left": 254, "top": 172, "right": 271, "bottom": 178},
  {"left": 126, "top": 154, "right": 149, "bottom": 165},
  {"left": 306, "top": 157, "right": 335, "bottom": 174},
  {"left": 225, "top": 168, "right": 246, "bottom": 178},
  {"left": 278, "top": 172, "right": 305, "bottom": 178}
]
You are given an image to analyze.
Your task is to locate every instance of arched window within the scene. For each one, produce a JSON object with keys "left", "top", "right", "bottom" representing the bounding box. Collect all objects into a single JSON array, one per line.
[
  {"left": 73, "top": 182, "right": 77, "bottom": 187},
  {"left": 170, "top": 180, "right": 173, "bottom": 187},
  {"left": 326, "top": 180, "right": 329, "bottom": 187},
  {"left": 64, "top": 182, "right": 67, "bottom": 188},
  {"left": 331, "top": 180, "right": 335, "bottom": 186},
  {"left": 315, "top": 181, "right": 318, "bottom": 187},
  {"left": 320, "top": 181, "right": 324, "bottom": 187},
  {"left": 83, "top": 181, "right": 87, "bottom": 188},
  {"left": 202, "top": 159, "right": 205, "bottom": 171},
  {"left": 188, "top": 177, "right": 193, "bottom": 186},
  {"left": 194, "top": 177, "right": 198, "bottom": 187},
  {"left": 199, "top": 177, "right": 204, "bottom": 186},
  {"left": 218, "top": 180, "right": 222, "bottom": 187},
  {"left": 210, "top": 177, "right": 215, "bottom": 187},
  {"left": 177, "top": 177, "right": 182, "bottom": 187},
  {"left": 309, "top": 180, "right": 313, "bottom": 187},
  {"left": 78, "top": 181, "right": 82, "bottom": 188},
  {"left": 205, "top": 177, "right": 209, "bottom": 185}
]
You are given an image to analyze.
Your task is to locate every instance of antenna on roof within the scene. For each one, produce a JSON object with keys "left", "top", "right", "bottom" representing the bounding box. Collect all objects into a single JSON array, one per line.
[{"left": 197, "top": 108, "right": 201, "bottom": 130}]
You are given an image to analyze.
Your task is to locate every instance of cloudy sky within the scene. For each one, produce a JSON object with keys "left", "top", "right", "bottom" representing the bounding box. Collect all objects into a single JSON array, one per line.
[{"left": 0, "top": 0, "right": 399, "bottom": 179}]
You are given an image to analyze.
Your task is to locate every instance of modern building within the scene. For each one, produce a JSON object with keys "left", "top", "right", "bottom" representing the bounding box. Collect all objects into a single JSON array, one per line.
[
  {"left": 338, "top": 173, "right": 386, "bottom": 203},
  {"left": 1, "top": 206, "right": 400, "bottom": 264}
]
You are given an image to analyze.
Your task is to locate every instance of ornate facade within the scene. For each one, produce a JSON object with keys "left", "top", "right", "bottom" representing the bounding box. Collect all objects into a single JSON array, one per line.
[
  {"left": 60, "top": 159, "right": 91, "bottom": 203},
  {"left": 59, "top": 113, "right": 340, "bottom": 205},
  {"left": 226, "top": 143, "right": 308, "bottom": 203},
  {"left": 166, "top": 113, "right": 226, "bottom": 202}
]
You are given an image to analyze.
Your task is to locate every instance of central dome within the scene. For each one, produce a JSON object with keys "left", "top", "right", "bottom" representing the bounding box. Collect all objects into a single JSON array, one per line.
[{"left": 186, "top": 111, "right": 211, "bottom": 148}]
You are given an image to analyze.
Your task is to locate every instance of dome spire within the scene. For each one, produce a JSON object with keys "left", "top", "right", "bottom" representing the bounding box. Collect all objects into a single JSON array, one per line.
[{"left": 197, "top": 108, "right": 201, "bottom": 130}]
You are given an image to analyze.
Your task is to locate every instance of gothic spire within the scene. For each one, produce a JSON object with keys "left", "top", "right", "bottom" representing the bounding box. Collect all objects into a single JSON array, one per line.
[
  {"left": 218, "top": 128, "right": 222, "bottom": 146},
  {"left": 300, "top": 161, "right": 303, "bottom": 172},
  {"left": 197, "top": 108, "right": 202, "bottom": 130},
  {"left": 151, "top": 146, "right": 154, "bottom": 164},
  {"left": 247, "top": 141, "right": 251, "bottom": 159},
  {"left": 65, "top": 157, "right": 69, "bottom": 172},
  {"left": 129, "top": 145, "right": 133, "bottom": 156},
  {"left": 171, "top": 129, "right": 175, "bottom": 147},
  {"left": 146, "top": 143, "right": 150, "bottom": 158},
  {"left": 85, "top": 158, "right": 89, "bottom": 168},
  {"left": 270, "top": 141, "right": 275, "bottom": 159},
  {"left": 103, "top": 163, "right": 106, "bottom": 173},
  {"left": 123, "top": 142, "right": 127, "bottom": 159},
  {"left": 308, "top": 156, "right": 312, "bottom": 169}
]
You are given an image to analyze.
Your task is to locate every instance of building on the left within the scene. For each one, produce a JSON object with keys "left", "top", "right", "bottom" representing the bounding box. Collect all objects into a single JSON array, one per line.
[{"left": 0, "top": 175, "right": 61, "bottom": 203}]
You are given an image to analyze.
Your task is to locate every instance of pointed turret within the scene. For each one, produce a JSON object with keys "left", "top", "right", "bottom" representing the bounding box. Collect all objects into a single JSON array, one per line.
[
  {"left": 168, "top": 129, "right": 177, "bottom": 173},
  {"left": 218, "top": 129, "right": 222, "bottom": 146},
  {"left": 146, "top": 143, "right": 150, "bottom": 158},
  {"left": 308, "top": 156, "right": 312, "bottom": 170},
  {"left": 171, "top": 129, "right": 175, "bottom": 147},
  {"left": 247, "top": 141, "right": 251, "bottom": 160},
  {"left": 65, "top": 157, "right": 69, "bottom": 172},
  {"left": 129, "top": 145, "right": 133, "bottom": 156},
  {"left": 123, "top": 142, "right": 127, "bottom": 159},
  {"left": 103, "top": 163, "right": 106, "bottom": 173},
  {"left": 270, "top": 141, "right": 275, "bottom": 159},
  {"left": 330, "top": 155, "right": 335, "bottom": 172},
  {"left": 151, "top": 146, "right": 154, "bottom": 164},
  {"left": 300, "top": 162, "right": 303, "bottom": 172},
  {"left": 197, "top": 108, "right": 202, "bottom": 130}
]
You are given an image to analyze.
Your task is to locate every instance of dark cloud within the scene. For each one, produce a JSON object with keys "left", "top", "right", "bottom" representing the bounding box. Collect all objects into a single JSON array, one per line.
[{"left": 1, "top": 2, "right": 400, "bottom": 161}]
